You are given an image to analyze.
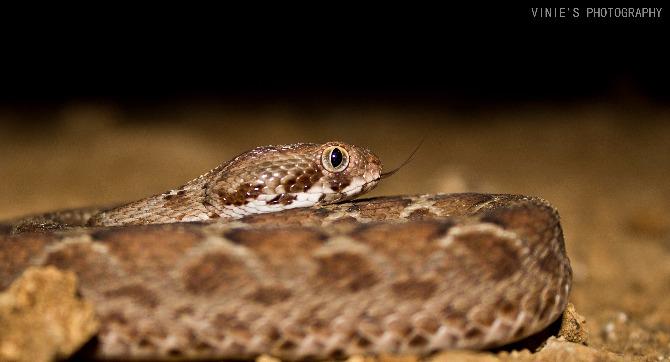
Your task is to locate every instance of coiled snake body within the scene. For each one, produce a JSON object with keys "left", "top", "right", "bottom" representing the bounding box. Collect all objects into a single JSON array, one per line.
[{"left": 0, "top": 142, "right": 572, "bottom": 360}]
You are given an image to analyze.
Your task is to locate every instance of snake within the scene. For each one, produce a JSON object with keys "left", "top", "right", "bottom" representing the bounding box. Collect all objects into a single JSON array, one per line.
[{"left": 0, "top": 141, "right": 572, "bottom": 360}]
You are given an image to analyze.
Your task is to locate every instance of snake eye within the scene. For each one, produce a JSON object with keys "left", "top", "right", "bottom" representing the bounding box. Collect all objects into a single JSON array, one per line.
[{"left": 322, "top": 146, "right": 349, "bottom": 173}]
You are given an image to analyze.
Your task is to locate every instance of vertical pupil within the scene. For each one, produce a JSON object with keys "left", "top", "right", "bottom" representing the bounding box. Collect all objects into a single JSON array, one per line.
[{"left": 330, "top": 148, "right": 343, "bottom": 168}]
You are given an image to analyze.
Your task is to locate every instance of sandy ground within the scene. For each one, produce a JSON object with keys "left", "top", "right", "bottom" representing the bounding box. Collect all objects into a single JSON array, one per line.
[{"left": 1, "top": 100, "right": 669, "bottom": 360}]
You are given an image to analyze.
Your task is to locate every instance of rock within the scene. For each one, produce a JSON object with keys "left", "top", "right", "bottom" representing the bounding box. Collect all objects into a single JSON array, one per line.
[
  {"left": 0, "top": 266, "right": 99, "bottom": 362},
  {"left": 559, "top": 303, "right": 589, "bottom": 345}
]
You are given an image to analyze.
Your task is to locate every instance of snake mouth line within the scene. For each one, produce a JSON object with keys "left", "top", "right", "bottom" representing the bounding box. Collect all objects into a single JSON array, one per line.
[{"left": 354, "top": 177, "right": 382, "bottom": 196}]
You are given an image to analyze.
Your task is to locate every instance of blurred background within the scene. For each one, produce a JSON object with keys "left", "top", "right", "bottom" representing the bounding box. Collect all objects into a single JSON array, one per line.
[{"left": 1, "top": 7, "right": 669, "bottom": 359}]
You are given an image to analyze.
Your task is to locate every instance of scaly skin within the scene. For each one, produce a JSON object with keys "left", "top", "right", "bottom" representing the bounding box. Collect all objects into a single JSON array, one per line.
[{"left": 0, "top": 142, "right": 572, "bottom": 360}]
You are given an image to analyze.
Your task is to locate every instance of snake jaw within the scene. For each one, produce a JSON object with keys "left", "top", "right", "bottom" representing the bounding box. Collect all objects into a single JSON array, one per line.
[
  {"left": 309, "top": 177, "right": 381, "bottom": 206},
  {"left": 333, "top": 176, "right": 382, "bottom": 203}
]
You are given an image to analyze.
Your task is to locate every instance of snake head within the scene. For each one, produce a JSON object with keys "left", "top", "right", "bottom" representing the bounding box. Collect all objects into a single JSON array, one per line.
[
  {"left": 205, "top": 141, "right": 383, "bottom": 217},
  {"left": 314, "top": 141, "right": 383, "bottom": 203}
]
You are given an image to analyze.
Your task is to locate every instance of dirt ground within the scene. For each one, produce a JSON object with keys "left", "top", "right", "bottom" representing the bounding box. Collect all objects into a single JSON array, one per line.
[{"left": 1, "top": 99, "right": 669, "bottom": 361}]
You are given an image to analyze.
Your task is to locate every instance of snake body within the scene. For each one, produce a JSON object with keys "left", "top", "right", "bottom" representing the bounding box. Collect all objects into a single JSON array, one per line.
[{"left": 0, "top": 142, "right": 572, "bottom": 360}]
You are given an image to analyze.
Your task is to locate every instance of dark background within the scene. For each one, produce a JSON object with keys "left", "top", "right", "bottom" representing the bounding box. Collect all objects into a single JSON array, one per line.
[{"left": 2, "top": 5, "right": 668, "bottom": 109}]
